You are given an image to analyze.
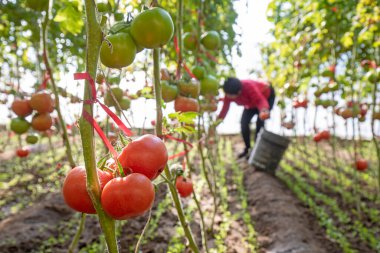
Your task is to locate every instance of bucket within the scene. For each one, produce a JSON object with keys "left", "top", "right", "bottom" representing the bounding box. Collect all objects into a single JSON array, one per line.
[{"left": 248, "top": 129, "right": 290, "bottom": 174}]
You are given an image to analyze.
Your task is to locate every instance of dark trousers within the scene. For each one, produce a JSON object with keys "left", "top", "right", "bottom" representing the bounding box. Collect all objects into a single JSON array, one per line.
[{"left": 240, "top": 87, "right": 275, "bottom": 150}]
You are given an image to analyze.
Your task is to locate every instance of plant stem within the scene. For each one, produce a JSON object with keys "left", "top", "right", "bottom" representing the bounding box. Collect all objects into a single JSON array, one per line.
[
  {"left": 81, "top": 1, "right": 118, "bottom": 252},
  {"left": 68, "top": 213, "right": 86, "bottom": 253},
  {"left": 42, "top": 0, "right": 75, "bottom": 167},
  {"left": 371, "top": 82, "right": 380, "bottom": 194},
  {"left": 175, "top": 0, "right": 183, "bottom": 79},
  {"left": 152, "top": 48, "right": 199, "bottom": 253}
]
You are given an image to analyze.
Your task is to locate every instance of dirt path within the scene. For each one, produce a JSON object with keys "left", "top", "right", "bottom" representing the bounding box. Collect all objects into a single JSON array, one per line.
[{"left": 233, "top": 141, "right": 341, "bottom": 253}]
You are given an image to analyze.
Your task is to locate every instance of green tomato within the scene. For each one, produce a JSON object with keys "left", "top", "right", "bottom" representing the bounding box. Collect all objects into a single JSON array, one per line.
[
  {"left": 26, "top": 133, "right": 39, "bottom": 144},
  {"left": 161, "top": 81, "right": 178, "bottom": 102},
  {"left": 100, "top": 33, "right": 137, "bottom": 69},
  {"left": 114, "top": 13, "right": 124, "bottom": 21},
  {"left": 105, "top": 86, "right": 124, "bottom": 107},
  {"left": 130, "top": 7, "right": 174, "bottom": 49},
  {"left": 10, "top": 118, "right": 30, "bottom": 135},
  {"left": 191, "top": 66, "right": 206, "bottom": 80},
  {"left": 200, "top": 75, "right": 219, "bottom": 95},
  {"left": 178, "top": 79, "right": 200, "bottom": 98},
  {"left": 97, "top": 2, "right": 111, "bottom": 12},
  {"left": 119, "top": 98, "right": 131, "bottom": 110},
  {"left": 200, "top": 31, "right": 221, "bottom": 50},
  {"left": 26, "top": 0, "right": 48, "bottom": 11},
  {"left": 183, "top": 32, "right": 198, "bottom": 51}
]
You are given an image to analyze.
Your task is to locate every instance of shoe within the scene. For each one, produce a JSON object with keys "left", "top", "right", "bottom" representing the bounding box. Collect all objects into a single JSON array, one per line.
[{"left": 237, "top": 148, "right": 250, "bottom": 159}]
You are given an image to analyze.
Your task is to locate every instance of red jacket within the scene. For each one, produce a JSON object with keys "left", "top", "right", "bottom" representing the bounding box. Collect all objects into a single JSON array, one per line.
[{"left": 218, "top": 79, "right": 271, "bottom": 119}]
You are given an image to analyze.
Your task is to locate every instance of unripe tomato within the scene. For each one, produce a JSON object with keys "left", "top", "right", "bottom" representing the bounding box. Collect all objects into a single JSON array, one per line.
[
  {"left": 183, "top": 32, "right": 198, "bottom": 51},
  {"left": 200, "top": 75, "right": 219, "bottom": 95},
  {"left": 26, "top": 133, "right": 39, "bottom": 144},
  {"left": 30, "top": 92, "right": 54, "bottom": 114},
  {"left": 10, "top": 118, "right": 30, "bottom": 134},
  {"left": 26, "top": 0, "right": 48, "bottom": 11},
  {"left": 118, "top": 134, "right": 168, "bottom": 180},
  {"left": 11, "top": 99, "right": 33, "bottom": 117},
  {"left": 191, "top": 66, "right": 206, "bottom": 80},
  {"left": 31, "top": 113, "right": 53, "bottom": 131},
  {"left": 200, "top": 31, "right": 221, "bottom": 50},
  {"left": 175, "top": 176, "right": 193, "bottom": 198},
  {"left": 178, "top": 79, "right": 200, "bottom": 98},
  {"left": 100, "top": 33, "right": 136, "bottom": 69},
  {"left": 104, "top": 86, "right": 124, "bottom": 107},
  {"left": 101, "top": 174, "right": 155, "bottom": 220},
  {"left": 355, "top": 159, "right": 368, "bottom": 171},
  {"left": 62, "top": 166, "right": 113, "bottom": 214},
  {"left": 16, "top": 148, "right": 30, "bottom": 158},
  {"left": 119, "top": 97, "right": 131, "bottom": 110},
  {"left": 130, "top": 7, "right": 174, "bottom": 49},
  {"left": 161, "top": 81, "right": 178, "bottom": 102},
  {"left": 174, "top": 96, "right": 199, "bottom": 112}
]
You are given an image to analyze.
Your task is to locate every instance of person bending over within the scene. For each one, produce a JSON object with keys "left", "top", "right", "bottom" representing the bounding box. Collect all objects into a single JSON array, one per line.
[{"left": 217, "top": 77, "right": 276, "bottom": 158}]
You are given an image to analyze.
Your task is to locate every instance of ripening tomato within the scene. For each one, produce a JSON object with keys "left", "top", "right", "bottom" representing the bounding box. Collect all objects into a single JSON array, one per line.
[
  {"left": 161, "top": 81, "right": 178, "bottom": 102},
  {"left": 174, "top": 96, "right": 199, "bottom": 112},
  {"left": 373, "top": 112, "right": 380, "bottom": 120},
  {"left": 328, "top": 64, "right": 336, "bottom": 73},
  {"left": 10, "top": 118, "right": 30, "bottom": 134},
  {"left": 340, "top": 108, "right": 353, "bottom": 119},
  {"left": 175, "top": 176, "right": 194, "bottom": 198},
  {"left": 183, "top": 32, "right": 198, "bottom": 51},
  {"left": 130, "top": 7, "right": 174, "bottom": 49},
  {"left": 355, "top": 159, "right": 368, "bottom": 171},
  {"left": 191, "top": 66, "right": 206, "bottom": 80},
  {"left": 200, "top": 75, "right": 219, "bottom": 95},
  {"left": 26, "top": 0, "right": 48, "bottom": 11},
  {"left": 62, "top": 166, "right": 113, "bottom": 214},
  {"left": 31, "top": 113, "right": 53, "bottom": 131},
  {"left": 100, "top": 33, "right": 137, "bottom": 69},
  {"left": 118, "top": 134, "right": 168, "bottom": 180},
  {"left": 30, "top": 92, "right": 54, "bottom": 114},
  {"left": 16, "top": 148, "right": 30, "bottom": 158},
  {"left": 101, "top": 174, "right": 155, "bottom": 219},
  {"left": 178, "top": 79, "right": 200, "bottom": 98},
  {"left": 200, "top": 31, "right": 221, "bottom": 50},
  {"left": 26, "top": 133, "right": 39, "bottom": 144},
  {"left": 11, "top": 99, "right": 33, "bottom": 117}
]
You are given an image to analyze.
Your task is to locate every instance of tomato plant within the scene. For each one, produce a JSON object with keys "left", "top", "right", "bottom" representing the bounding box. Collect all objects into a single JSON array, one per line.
[
  {"left": 118, "top": 134, "right": 168, "bottom": 180},
  {"left": 101, "top": 173, "right": 155, "bottom": 220}
]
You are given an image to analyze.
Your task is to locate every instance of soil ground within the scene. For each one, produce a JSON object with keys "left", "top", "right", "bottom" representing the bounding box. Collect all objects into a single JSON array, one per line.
[{"left": 0, "top": 136, "right": 342, "bottom": 253}]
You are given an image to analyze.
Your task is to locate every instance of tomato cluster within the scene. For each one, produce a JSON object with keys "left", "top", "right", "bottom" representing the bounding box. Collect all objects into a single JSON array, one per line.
[
  {"left": 62, "top": 134, "right": 168, "bottom": 219},
  {"left": 313, "top": 130, "right": 331, "bottom": 142},
  {"left": 103, "top": 86, "right": 131, "bottom": 111},
  {"left": 335, "top": 102, "right": 368, "bottom": 121},
  {"left": 100, "top": 7, "right": 174, "bottom": 69}
]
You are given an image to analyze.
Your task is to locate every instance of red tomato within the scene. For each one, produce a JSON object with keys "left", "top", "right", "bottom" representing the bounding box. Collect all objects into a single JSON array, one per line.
[
  {"left": 101, "top": 174, "right": 155, "bottom": 220},
  {"left": 118, "top": 134, "right": 168, "bottom": 180},
  {"left": 151, "top": 119, "right": 156, "bottom": 126},
  {"left": 16, "top": 148, "right": 30, "bottom": 158},
  {"left": 355, "top": 159, "right": 368, "bottom": 171},
  {"left": 313, "top": 133, "right": 322, "bottom": 142},
  {"left": 328, "top": 64, "right": 336, "bottom": 73},
  {"left": 174, "top": 96, "right": 199, "bottom": 113},
  {"left": 62, "top": 166, "right": 113, "bottom": 214},
  {"left": 175, "top": 176, "right": 194, "bottom": 198},
  {"left": 31, "top": 113, "right": 53, "bottom": 131},
  {"left": 259, "top": 111, "right": 270, "bottom": 120},
  {"left": 11, "top": 99, "right": 33, "bottom": 117},
  {"left": 320, "top": 130, "right": 330, "bottom": 140}
]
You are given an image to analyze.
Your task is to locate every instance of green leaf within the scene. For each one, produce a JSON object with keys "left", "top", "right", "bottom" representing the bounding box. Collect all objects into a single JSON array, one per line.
[{"left": 54, "top": 5, "right": 84, "bottom": 35}]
